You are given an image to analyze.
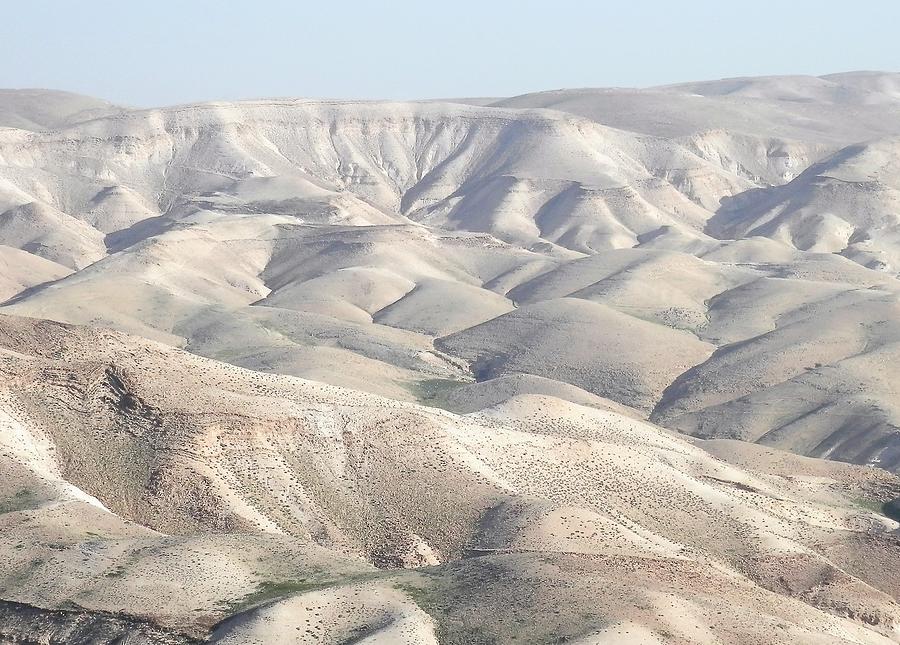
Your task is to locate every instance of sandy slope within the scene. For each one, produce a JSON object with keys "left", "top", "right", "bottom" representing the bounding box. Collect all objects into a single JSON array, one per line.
[{"left": 0, "top": 245, "right": 70, "bottom": 302}]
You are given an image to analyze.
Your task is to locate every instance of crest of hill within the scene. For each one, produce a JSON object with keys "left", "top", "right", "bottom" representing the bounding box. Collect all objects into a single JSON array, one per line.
[
  {"left": 0, "top": 89, "right": 125, "bottom": 131},
  {"left": 494, "top": 72, "right": 900, "bottom": 139}
]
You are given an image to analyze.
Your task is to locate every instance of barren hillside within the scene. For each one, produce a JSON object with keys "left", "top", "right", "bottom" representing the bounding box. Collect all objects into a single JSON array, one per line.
[
  {"left": 2, "top": 315, "right": 900, "bottom": 643},
  {"left": 1, "top": 74, "right": 900, "bottom": 643}
]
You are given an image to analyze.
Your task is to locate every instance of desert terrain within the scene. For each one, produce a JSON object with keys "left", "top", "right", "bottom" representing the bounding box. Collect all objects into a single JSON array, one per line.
[{"left": 1, "top": 73, "right": 900, "bottom": 643}]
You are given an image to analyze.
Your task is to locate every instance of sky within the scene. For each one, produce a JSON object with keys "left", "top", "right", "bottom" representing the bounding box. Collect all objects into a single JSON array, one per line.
[{"left": 2, "top": 0, "right": 898, "bottom": 107}]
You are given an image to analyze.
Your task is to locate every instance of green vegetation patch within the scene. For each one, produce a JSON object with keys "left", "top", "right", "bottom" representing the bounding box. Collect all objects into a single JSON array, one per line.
[
  {"left": 882, "top": 498, "right": 900, "bottom": 522},
  {"left": 390, "top": 558, "right": 612, "bottom": 645},
  {"left": 409, "top": 378, "right": 467, "bottom": 410},
  {"left": 855, "top": 497, "right": 900, "bottom": 521},
  {"left": 393, "top": 579, "right": 491, "bottom": 644},
  {"left": 0, "top": 488, "right": 39, "bottom": 514},
  {"left": 105, "top": 565, "right": 128, "bottom": 578},
  {"left": 220, "top": 570, "right": 386, "bottom": 615}
]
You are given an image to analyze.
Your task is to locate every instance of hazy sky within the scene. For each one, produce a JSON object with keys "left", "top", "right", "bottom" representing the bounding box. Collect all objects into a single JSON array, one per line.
[{"left": 3, "top": 0, "right": 898, "bottom": 106}]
